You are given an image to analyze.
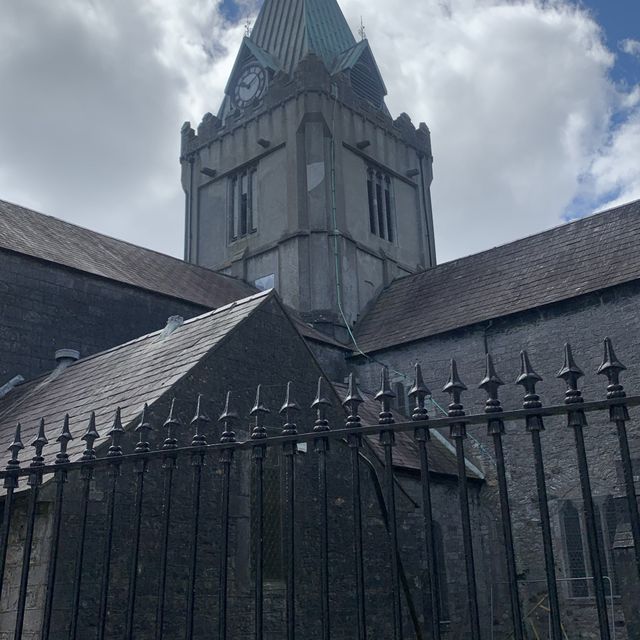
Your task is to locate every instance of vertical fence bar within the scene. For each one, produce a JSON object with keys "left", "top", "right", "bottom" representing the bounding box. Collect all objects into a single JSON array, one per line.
[
  {"left": 312, "top": 378, "right": 332, "bottom": 640},
  {"left": 557, "top": 344, "right": 610, "bottom": 639},
  {"left": 598, "top": 338, "right": 640, "bottom": 580},
  {"left": 125, "top": 405, "right": 152, "bottom": 640},
  {"left": 409, "top": 365, "right": 441, "bottom": 640},
  {"left": 280, "top": 382, "right": 299, "bottom": 640},
  {"left": 376, "top": 368, "right": 403, "bottom": 639},
  {"left": 250, "top": 386, "right": 269, "bottom": 640},
  {"left": 42, "top": 415, "right": 73, "bottom": 639},
  {"left": 218, "top": 392, "right": 238, "bottom": 640},
  {"left": 517, "top": 351, "right": 563, "bottom": 639},
  {"left": 156, "top": 400, "right": 180, "bottom": 640},
  {"left": 479, "top": 355, "right": 524, "bottom": 640},
  {"left": 14, "top": 419, "right": 48, "bottom": 639},
  {"left": 70, "top": 413, "right": 99, "bottom": 640},
  {"left": 443, "top": 359, "right": 481, "bottom": 640},
  {"left": 342, "top": 374, "right": 367, "bottom": 640},
  {"left": 0, "top": 424, "right": 23, "bottom": 602},
  {"left": 97, "top": 408, "right": 125, "bottom": 640},
  {"left": 186, "top": 395, "right": 208, "bottom": 640}
]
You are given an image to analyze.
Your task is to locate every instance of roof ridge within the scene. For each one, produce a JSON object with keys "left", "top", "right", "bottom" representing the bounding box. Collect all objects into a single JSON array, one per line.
[{"left": 0, "top": 197, "right": 249, "bottom": 287}]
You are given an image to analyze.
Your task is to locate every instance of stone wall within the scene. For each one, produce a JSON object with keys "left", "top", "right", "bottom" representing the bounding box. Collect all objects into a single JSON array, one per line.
[
  {"left": 352, "top": 281, "right": 640, "bottom": 639},
  {"left": 0, "top": 250, "right": 209, "bottom": 383}
]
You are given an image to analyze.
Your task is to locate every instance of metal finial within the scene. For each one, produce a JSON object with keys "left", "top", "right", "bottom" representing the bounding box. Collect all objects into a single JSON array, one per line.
[
  {"left": 556, "top": 343, "right": 584, "bottom": 388},
  {"left": 219, "top": 392, "right": 238, "bottom": 443},
  {"left": 190, "top": 395, "right": 209, "bottom": 447},
  {"left": 516, "top": 350, "right": 542, "bottom": 394},
  {"left": 375, "top": 368, "right": 395, "bottom": 425},
  {"left": 312, "top": 377, "right": 331, "bottom": 433},
  {"left": 250, "top": 385, "right": 270, "bottom": 440},
  {"left": 443, "top": 359, "right": 467, "bottom": 436},
  {"left": 342, "top": 373, "right": 364, "bottom": 427},
  {"left": 358, "top": 16, "right": 367, "bottom": 40},
  {"left": 134, "top": 404, "right": 153, "bottom": 453},
  {"left": 479, "top": 354, "right": 504, "bottom": 404},
  {"left": 597, "top": 337, "right": 629, "bottom": 420},
  {"left": 30, "top": 418, "right": 48, "bottom": 467},
  {"left": 7, "top": 423, "right": 24, "bottom": 470},
  {"left": 81, "top": 412, "right": 100, "bottom": 461},
  {"left": 279, "top": 382, "right": 300, "bottom": 437},
  {"left": 408, "top": 363, "right": 430, "bottom": 421},
  {"left": 597, "top": 337, "right": 626, "bottom": 382},
  {"left": 162, "top": 399, "right": 180, "bottom": 450},
  {"left": 55, "top": 414, "right": 73, "bottom": 464},
  {"left": 106, "top": 407, "right": 125, "bottom": 457}
]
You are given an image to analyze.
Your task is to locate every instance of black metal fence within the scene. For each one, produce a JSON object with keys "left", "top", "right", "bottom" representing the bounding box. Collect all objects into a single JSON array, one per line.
[{"left": 0, "top": 339, "right": 639, "bottom": 639}]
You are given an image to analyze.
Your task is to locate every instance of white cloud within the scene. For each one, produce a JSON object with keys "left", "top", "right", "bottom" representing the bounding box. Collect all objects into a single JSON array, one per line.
[
  {"left": 620, "top": 38, "right": 640, "bottom": 58},
  {"left": 0, "top": 0, "right": 638, "bottom": 264}
]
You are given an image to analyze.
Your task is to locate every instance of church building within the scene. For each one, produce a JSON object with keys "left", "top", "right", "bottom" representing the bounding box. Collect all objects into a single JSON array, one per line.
[{"left": 0, "top": 0, "right": 639, "bottom": 638}]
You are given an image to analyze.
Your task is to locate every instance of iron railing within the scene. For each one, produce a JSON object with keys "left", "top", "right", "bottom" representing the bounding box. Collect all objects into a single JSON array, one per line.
[{"left": 0, "top": 339, "right": 638, "bottom": 639}]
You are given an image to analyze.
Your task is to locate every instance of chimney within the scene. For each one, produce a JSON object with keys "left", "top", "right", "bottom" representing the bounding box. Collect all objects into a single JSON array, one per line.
[
  {"left": 160, "top": 316, "right": 184, "bottom": 339},
  {"left": 54, "top": 349, "right": 80, "bottom": 371}
]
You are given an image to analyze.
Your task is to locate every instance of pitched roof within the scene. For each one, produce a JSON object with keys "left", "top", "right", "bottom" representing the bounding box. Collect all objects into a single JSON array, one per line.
[
  {"left": 0, "top": 291, "right": 272, "bottom": 468},
  {"left": 354, "top": 199, "right": 640, "bottom": 354},
  {"left": 250, "top": 0, "right": 356, "bottom": 74},
  {"left": 0, "top": 199, "right": 255, "bottom": 309},
  {"left": 332, "top": 382, "right": 482, "bottom": 479}
]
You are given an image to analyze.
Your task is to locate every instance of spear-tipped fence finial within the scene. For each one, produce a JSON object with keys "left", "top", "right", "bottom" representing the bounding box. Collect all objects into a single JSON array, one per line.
[
  {"left": 7, "top": 423, "right": 24, "bottom": 471},
  {"left": 162, "top": 399, "right": 181, "bottom": 450},
  {"left": 55, "top": 414, "right": 73, "bottom": 464},
  {"left": 219, "top": 392, "right": 238, "bottom": 443},
  {"left": 342, "top": 373, "right": 364, "bottom": 427},
  {"left": 557, "top": 343, "right": 587, "bottom": 426},
  {"left": 597, "top": 337, "right": 629, "bottom": 420},
  {"left": 479, "top": 354, "right": 505, "bottom": 434},
  {"left": 81, "top": 412, "right": 100, "bottom": 461},
  {"left": 190, "top": 395, "right": 209, "bottom": 447},
  {"left": 443, "top": 359, "right": 467, "bottom": 415},
  {"left": 30, "top": 418, "right": 48, "bottom": 468},
  {"left": 375, "top": 368, "right": 396, "bottom": 426},
  {"left": 250, "top": 385, "right": 270, "bottom": 440},
  {"left": 312, "top": 377, "right": 332, "bottom": 433},
  {"left": 516, "top": 350, "right": 544, "bottom": 431},
  {"left": 279, "top": 382, "right": 300, "bottom": 438},
  {"left": 408, "top": 363, "right": 430, "bottom": 422},
  {"left": 107, "top": 407, "right": 125, "bottom": 457},
  {"left": 135, "top": 404, "right": 153, "bottom": 453}
]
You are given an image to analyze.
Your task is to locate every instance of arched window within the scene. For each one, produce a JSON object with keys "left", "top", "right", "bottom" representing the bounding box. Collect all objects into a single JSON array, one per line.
[{"left": 562, "top": 501, "right": 588, "bottom": 597}]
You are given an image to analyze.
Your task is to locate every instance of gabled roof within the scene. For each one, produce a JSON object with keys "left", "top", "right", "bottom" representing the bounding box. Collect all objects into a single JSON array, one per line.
[
  {"left": 250, "top": 0, "right": 356, "bottom": 74},
  {"left": 0, "top": 199, "right": 255, "bottom": 309},
  {"left": 354, "top": 199, "right": 640, "bottom": 354},
  {"left": 0, "top": 291, "right": 273, "bottom": 467}
]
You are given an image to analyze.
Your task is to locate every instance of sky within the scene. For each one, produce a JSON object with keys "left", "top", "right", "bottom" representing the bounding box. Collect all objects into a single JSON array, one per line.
[{"left": 0, "top": 0, "right": 639, "bottom": 264}]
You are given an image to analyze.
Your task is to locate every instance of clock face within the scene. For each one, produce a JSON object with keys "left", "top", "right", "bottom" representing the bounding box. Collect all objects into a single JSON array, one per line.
[{"left": 233, "top": 64, "right": 267, "bottom": 109}]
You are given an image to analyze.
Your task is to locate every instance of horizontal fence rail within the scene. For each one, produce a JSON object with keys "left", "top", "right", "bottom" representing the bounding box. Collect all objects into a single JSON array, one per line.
[{"left": 0, "top": 340, "right": 638, "bottom": 639}]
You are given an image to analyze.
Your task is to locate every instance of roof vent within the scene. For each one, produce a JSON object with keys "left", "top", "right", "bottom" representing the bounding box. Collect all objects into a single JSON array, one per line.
[
  {"left": 160, "top": 316, "right": 184, "bottom": 339},
  {"left": 0, "top": 375, "right": 25, "bottom": 400},
  {"left": 55, "top": 349, "right": 80, "bottom": 370}
]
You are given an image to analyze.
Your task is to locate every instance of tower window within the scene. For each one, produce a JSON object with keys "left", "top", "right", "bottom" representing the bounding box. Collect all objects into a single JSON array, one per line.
[
  {"left": 367, "top": 167, "right": 394, "bottom": 242},
  {"left": 229, "top": 166, "right": 258, "bottom": 241}
]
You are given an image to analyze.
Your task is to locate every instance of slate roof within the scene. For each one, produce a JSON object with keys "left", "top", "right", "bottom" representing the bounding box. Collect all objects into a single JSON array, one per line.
[
  {"left": 355, "top": 199, "right": 640, "bottom": 354},
  {"left": 332, "top": 382, "right": 482, "bottom": 479},
  {"left": 250, "top": 0, "right": 356, "bottom": 74},
  {"left": 0, "top": 291, "right": 272, "bottom": 468},
  {"left": 0, "top": 198, "right": 255, "bottom": 309}
]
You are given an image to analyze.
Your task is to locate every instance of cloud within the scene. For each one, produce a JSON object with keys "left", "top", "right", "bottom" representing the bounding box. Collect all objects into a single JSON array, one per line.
[
  {"left": 0, "top": 0, "right": 638, "bottom": 265},
  {"left": 620, "top": 38, "right": 640, "bottom": 58}
]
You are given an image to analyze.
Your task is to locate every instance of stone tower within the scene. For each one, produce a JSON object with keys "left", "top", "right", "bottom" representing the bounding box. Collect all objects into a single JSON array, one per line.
[{"left": 181, "top": 0, "right": 436, "bottom": 340}]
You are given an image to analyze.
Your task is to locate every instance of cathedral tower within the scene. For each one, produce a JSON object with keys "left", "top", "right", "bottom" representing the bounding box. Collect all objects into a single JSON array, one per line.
[{"left": 181, "top": 0, "right": 436, "bottom": 339}]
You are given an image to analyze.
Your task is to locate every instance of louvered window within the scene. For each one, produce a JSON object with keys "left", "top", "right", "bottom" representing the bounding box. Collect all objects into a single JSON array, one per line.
[
  {"left": 367, "top": 168, "right": 394, "bottom": 242},
  {"left": 229, "top": 166, "right": 258, "bottom": 241},
  {"left": 351, "top": 61, "right": 383, "bottom": 109}
]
